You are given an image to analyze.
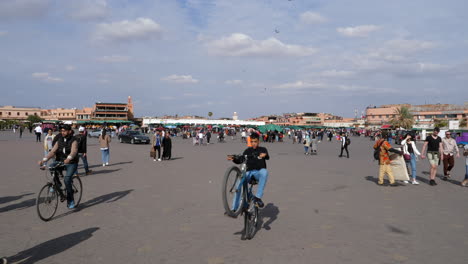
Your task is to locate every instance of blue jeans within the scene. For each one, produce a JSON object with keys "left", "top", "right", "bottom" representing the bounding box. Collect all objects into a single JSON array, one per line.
[
  {"left": 405, "top": 153, "right": 417, "bottom": 180},
  {"left": 465, "top": 165, "right": 468, "bottom": 180},
  {"left": 231, "top": 169, "right": 269, "bottom": 210},
  {"left": 77, "top": 153, "right": 89, "bottom": 173},
  {"left": 101, "top": 149, "right": 109, "bottom": 164},
  {"left": 304, "top": 146, "right": 309, "bottom": 153},
  {"left": 51, "top": 161, "right": 77, "bottom": 203}
]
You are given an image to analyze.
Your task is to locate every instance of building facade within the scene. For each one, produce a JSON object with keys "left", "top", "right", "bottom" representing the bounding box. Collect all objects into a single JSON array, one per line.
[
  {"left": 365, "top": 103, "right": 468, "bottom": 127},
  {"left": 0, "top": 106, "right": 43, "bottom": 120}
]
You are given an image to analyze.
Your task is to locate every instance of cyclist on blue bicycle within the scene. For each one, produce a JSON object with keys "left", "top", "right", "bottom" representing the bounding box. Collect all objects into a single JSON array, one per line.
[
  {"left": 228, "top": 132, "right": 269, "bottom": 208},
  {"left": 38, "top": 124, "right": 79, "bottom": 209}
]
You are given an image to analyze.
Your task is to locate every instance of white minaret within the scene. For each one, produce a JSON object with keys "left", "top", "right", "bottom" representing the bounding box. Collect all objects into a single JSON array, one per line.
[{"left": 233, "top": 112, "right": 239, "bottom": 120}]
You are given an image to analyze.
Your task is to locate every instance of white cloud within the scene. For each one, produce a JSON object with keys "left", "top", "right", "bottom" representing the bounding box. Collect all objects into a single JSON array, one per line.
[
  {"left": 0, "top": 0, "right": 51, "bottom": 20},
  {"left": 32, "top": 72, "right": 63, "bottom": 83},
  {"left": 381, "top": 39, "right": 436, "bottom": 54},
  {"left": 337, "top": 25, "right": 380, "bottom": 37},
  {"left": 97, "top": 55, "right": 131, "bottom": 63},
  {"left": 319, "top": 70, "right": 355, "bottom": 78},
  {"left": 300, "top": 11, "right": 327, "bottom": 24},
  {"left": 206, "top": 33, "right": 317, "bottom": 57},
  {"left": 93, "top": 18, "right": 162, "bottom": 42},
  {"left": 225, "top": 80, "right": 243, "bottom": 85},
  {"left": 65, "top": 65, "right": 75, "bottom": 71},
  {"left": 70, "top": 0, "right": 108, "bottom": 20},
  {"left": 273, "top": 81, "right": 326, "bottom": 90},
  {"left": 0, "top": 31, "right": 7, "bottom": 36},
  {"left": 161, "top": 74, "right": 199, "bottom": 84},
  {"left": 98, "top": 79, "right": 110, "bottom": 84}
]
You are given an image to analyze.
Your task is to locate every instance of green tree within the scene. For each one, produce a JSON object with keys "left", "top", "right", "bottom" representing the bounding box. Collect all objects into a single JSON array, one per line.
[
  {"left": 208, "top": 112, "right": 213, "bottom": 119},
  {"left": 460, "top": 118, "right": 467, "bottom": 128},
  {"left": 434, "top": 119, "right": 448, "bottom": 128},
  {"left": 27, "top": 115, "right": 43, "bottom": 124},
  {"left": 390, "top": 106, "right": 414, "bottom": 129}
]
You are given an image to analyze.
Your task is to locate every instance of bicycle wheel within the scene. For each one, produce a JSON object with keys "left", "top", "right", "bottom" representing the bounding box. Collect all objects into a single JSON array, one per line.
[
  {"left": 36, "top": 183, "right": 58, "bottom": 221},
  {"left": 244, "top": 202, "right": 259, "bottom": 240},
  {"left": 72, "top": 176, "right": 83, "bottom": 207},
  {"left": 222, "top": 166, "right": 243, "bottom": 217}
]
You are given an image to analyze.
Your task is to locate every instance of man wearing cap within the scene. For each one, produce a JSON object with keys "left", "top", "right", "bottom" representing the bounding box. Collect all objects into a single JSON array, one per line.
[
  {"left": 421, "top": 127, "right": 444, "bottom": 186},
  {"left": 76, "top": 127, "right": 92, "bottom": 175},
  {"left": 441, "top": 131, "right": 460, "bottom": 181}
]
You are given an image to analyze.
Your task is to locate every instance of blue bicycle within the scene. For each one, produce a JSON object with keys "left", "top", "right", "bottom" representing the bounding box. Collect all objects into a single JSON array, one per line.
[{"left": 222, "top": 154, "right": 259, "bottom": 240}]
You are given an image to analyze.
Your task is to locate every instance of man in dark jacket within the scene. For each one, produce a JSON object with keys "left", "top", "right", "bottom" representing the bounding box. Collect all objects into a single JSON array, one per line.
[
  {"left": 38, "top": 125, "right": 79, "bottom": 208},
  {"left": 162, "top": 133, "right": 172, "bottom": 160},
  {"left": 75, "top": 127, "right": 92, "bottom": 175},
  {"left": 228, "top": 133, "right": 269, "bottom": 208}
]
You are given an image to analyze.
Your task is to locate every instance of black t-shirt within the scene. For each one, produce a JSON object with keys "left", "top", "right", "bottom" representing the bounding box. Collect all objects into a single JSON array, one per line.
[
  {"left": 242, "top": 146, "right": 270, "bottom": 171},
  {"left": 407, "top": 143, "right": 414, "bottom": 154},
  {"left": 426, "top": 135, "right": 441, "bottom": 152}
]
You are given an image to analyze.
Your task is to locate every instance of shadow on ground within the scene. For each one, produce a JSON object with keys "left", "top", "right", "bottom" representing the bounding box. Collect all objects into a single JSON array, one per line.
[
  {"left": 6, "top": 227, "right": 99, "bottom": 264},
  {"left": 234, "top": 203, "right": 280, "bottom": 238},
  {"left": 0, "top": 198, "right": 36, "bottom": 213},
  {"left": 0, "top": 193, "right": 33, "bottom": 205},
  {"left": 88, "top": 161, "right": 133, "bottom": 169},
  {"left": 52, "top": 190, "right": 133, "bottom": 220}
]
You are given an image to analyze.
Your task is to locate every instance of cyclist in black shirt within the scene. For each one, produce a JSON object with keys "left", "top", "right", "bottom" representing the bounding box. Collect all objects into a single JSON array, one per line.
[
  {"left": 38, "top": 125, "right": 79, "bottom": 209},
  {"left": 228, "top": 133, "right": 269, "bottom": 208}
]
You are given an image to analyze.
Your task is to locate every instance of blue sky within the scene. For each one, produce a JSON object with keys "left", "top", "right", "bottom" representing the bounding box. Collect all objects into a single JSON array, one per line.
[{"left": 0, "top": 0, "right": 467, "bottom": 119}]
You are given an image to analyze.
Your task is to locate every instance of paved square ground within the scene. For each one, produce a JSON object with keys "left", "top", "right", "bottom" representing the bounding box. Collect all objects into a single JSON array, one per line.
[{"left": 1, "top": 131, "right": 467, "bottom": 264}]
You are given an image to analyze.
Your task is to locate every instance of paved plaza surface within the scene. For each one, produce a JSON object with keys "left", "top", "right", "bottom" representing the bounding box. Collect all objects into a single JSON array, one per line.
[{"left": 1, "top": 131, "right": 467, "bottom": 264}]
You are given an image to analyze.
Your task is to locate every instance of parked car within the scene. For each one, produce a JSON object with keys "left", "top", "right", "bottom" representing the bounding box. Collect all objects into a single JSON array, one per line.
[
  {"left": 118, "top": 130, "right": 150, "bottom": 144},
  {"left": 88, "top": 129, "right": 102, "bottom": 138}
]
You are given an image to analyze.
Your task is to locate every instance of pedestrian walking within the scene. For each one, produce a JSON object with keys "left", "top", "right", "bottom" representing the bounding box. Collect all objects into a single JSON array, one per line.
[
  {"left": 441, "top": 131, "right": 460, "bottom": 181},
  {"left": 339, "top": 133, "right": 350, "bottom": 158},
  {"left": 151, "top": 131, "right": 162, "bottom": 161},
  {"left": 303, "top": 135, "right": 310, "bottom": 155},
  {"left": 421, "top": 127, "right": 444, "bottom": 186},
  {"left": 162, "top": 133, "right": 172, "bottom": 160},
  {"left": 75, "top": 127, "right": 92, "bottom": 175},
  {"left": 206, "top": 130, "right": 212, "bottom": 144},
  {"left": 43, "top": 129, "right": 56, "bottom": 166},
  {"left": 34, "top": 125, "right": 43, "bottom": 142},
  {"left": 310, "top": 134, "right": 318, "bottom": 154},
  {"left": 99, "top": 129, "right": 111, "bottom": 166},
  {"left": 461, "top": 145, "right": 468, "bottom": 187},
  {"left": 374, "top": 132, "right": 403, "bottom": 186},
  {"left": 19, "top": 126, "right": 24, "bottom": 138},
  {"left": 198, "top": 131, "right": 204, "bottom": 145},
  {"left": 401, "top": 134, "right": 421, "bottom": 184}
]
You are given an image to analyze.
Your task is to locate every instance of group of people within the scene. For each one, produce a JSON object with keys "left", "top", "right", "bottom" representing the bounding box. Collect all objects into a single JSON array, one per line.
[
  {"left": 374, "top": 127, "right": 468, "bottom": 187},
  {"left": 150, "top": 130, "right": 172, "bottom": 161}
]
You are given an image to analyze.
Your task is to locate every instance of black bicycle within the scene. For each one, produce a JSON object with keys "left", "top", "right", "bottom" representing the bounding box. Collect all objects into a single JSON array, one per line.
[
  {"left": 36, "top": 162, "right": 83, "bottom": 221},
  {"left": 222, "top": 154, "right": 259, "bottom": 240}
]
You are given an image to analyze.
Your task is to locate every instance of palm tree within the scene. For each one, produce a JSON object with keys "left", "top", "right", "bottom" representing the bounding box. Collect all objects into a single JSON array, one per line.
[
  {"left": 391, "top": 106, "right": 414, "bottom": 129},
  {"left": 460, "top": 118, "right": 467, "bottom": 128},
  {"left": 208, "top": 112, "right": 213, "bottom": 119}
]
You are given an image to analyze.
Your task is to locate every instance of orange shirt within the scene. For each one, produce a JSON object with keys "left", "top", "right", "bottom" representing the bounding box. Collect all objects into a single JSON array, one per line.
[
  {"left": 374, "top": 139, "right": 392, "bottom": 165},
  {"left": 247, "top": 136, "right": 252, "bottom": 147}
]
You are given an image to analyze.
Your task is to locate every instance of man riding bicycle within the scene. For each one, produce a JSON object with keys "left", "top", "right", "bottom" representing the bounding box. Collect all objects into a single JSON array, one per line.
[
  {"left": 227, "top": 132, "right": 269, "bottom": 208},
  {"left": 38, "top": 125, "right": 79, "bottom": 209}
]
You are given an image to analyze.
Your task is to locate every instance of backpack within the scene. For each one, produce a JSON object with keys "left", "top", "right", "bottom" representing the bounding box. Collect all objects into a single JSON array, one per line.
[
  {"left": 345, "top": 138, "right": 351, "bottom": 146},
  {"left": 373, "top": 140, "right": 384, "bottom": 161}
]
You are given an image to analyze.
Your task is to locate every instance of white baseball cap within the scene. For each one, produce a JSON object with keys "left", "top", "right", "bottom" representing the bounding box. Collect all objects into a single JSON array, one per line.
[{"left": 78, "top": 127, "right": 85, "bottom": 132}]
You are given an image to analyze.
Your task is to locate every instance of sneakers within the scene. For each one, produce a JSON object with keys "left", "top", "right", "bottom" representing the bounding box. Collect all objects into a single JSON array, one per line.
[
  {"left": 442, "top": 176, "right": 448, "bottom": 181},
  {"left": 85, "top": 170, "right": 92, "bottom": 175},
  {"left": 403, "top": 180, "right": 409, "bottom": 184},
  {"left": 67, "top": 201, "right": 75, "bottom": 209},
  {"left": 389, "top": 183, "right": 399, "bottom": 187},
  {"left": 105, "top": 162, "right": 109, "bottom": 166},
  {"left": 153, "top": 159, "right": 156, "bottom": 161},
  {"left": 158, "top": 158, "right": 162, "bottom": 162},
  {"left": 102, "top": 164, "right": 106, "bottom": 167},
  {"left": 49, "top": 187, "right": 55, "bottom": 193},
  {"left": 411, "top": 180, "right": 420, "bottom": 185},
  {"left": 429, "top": 180, "right": 437, "bottom": 186},
  {"left": 253, "top": 197, "right": 264, "bottom": 208}
]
